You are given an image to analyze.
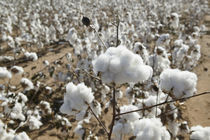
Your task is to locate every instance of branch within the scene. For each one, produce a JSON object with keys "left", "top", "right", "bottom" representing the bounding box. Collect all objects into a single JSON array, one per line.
[
  {"left": 116, "top": 18, "right": 120, "bottom": 47},
  {"left": 108, "top": 84, "right": 116, "bottom": 140},
  {"left": 90, "top": 25, "right": 108, "bottom": 49},
  {"left": 116, "top": 92, "right": 210, "bottom": 116},
  {"left": 88, "top": 105, "right": 109, "bottom": 135}
]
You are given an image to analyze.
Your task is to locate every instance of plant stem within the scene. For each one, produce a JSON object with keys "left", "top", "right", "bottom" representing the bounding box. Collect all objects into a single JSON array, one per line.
[
  {"left": 108, "top": 84, "right": 116, "bottom": 140},
  {"left": 116, "top": 18, "right": 120, "bottom": 47},
  {"left": 88, "top": 105, "right": 109, "bottom": 135},
  {"left": 116, "top": 91, "right": 210, "bottom": 116}
]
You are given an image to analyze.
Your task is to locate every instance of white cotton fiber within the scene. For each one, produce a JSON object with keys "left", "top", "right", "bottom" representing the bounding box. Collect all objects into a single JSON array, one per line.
[
  {"left": 92, "top": 45, "right": 153, "bottom": 84},
  {"left": 20, "top": 78, "right": 34, "bottom": 91},
  {"left": 10, "top": 66, "right": 24, "bottom": 75},
  {"left": 24, "top": 52, "right": 38, "bottom": 61},
  {"left": 10, "top": 102, "right": 25, "bottom": 121},
  {"left": 28, "top": 116, "right": 43, "bottom": 130},
  {"left": 60, "top": 82, "right": 94, "bottom": 115},
  {"left": 190, "top": 125, "right": 210, "bottom": 140},
  {"left": 93, "top": 54, "right": 110, "bottom": 73},
  {"left": 14, "top": 132, "right": 31, "bottom": 140},
  {"left": 160, "top": 69, "right": 197, "bottom": 98},
  {"left": 134, "top": 118, "right": 170, "bottom": 140},
  {"left": 120, "top": 105, "right": 140, "bottom": 121},
  {"left": 0, "top": 67, "right": 12, "bottom": 79}
]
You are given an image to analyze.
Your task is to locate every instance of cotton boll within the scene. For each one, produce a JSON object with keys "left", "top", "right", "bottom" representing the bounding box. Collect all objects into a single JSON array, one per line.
[
  {"left": 0, "top": 67, "right": 12, "bottom": 79},
  {"left": 76, "top": 110, "right": 87, "bottom": 121},
  {"left": 60, "top": 82, "right": 94, "bottom": 115},
  {"left": 170, "top": 13, "right": 179, "bottom": 30},
  {"left": 168, "top": 120, "right": 179, "bottom": 138},
  {"left": 43, "top": 60, "right": 49, "bottom": 66},
  {"left": 10, "top": 102, "right": 25, "bottom": 121},
  {"left": 160, "top": 69, "right": 197, "bottom": 98},
  {"left": 120, "top": 105, "right": 140, "bottom": 121},
  {"left": 61, "top": 117, "right": 72, "bottom": 127},
  {"left": 40, "top": 101, "right": 52, "bottom": 114},
  {"left": 74, "top": 121, "right": 85, "bottom": 140},
  {"left": 190, "top": 126, "right": 210, "bottom": 140},
  {"left": 109, "top": 57, "right": 121, "bottom": 73},
  {"left": 133, "top": 118, "right": 170, "bottom": 140},
  {"left": 92, "top": 54, "right": 110, "bottom": 73},
  {"left": 20, "top": 78, "right": 34, "bottom": 91},
  {"left": 156, "top": 34, "right": 170, "bottom": 47},
  {"left": 24, "top": 52, "right": 38, "bottom": 61},
  {"left": 90, "top": 100, "right": 102, "bottom": 117},
  {"left": 133, "top": 42, "right": 149, "bottom": 64},
  {"left": 92, "top": 45, "right": 152, "bottom": 84},
  {"left": 27, "top": 116, "right": 43, "bottom": 130},
  {"left": 10, "top": 66, "right": 24, "bottom": 75},
  {"left": 14, "top": 132, "right": 30, "bottom": 140},
  {"left": 113, "top": 120, "right": 134, "bottom": 139},
  {"left": 17, "top": 92, "right": 28, "bottom": 104}
]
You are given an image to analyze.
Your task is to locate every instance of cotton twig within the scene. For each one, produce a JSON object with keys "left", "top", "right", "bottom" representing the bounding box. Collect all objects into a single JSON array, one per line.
[
  {"left": 108, "top": 84, "right": 116, "bottom": 140},
  {"left": 88, "top": 105, "right": 109, "bottom": 135},
  {"left": 116, "top": 92, "right": 210, "bottom": 116}
]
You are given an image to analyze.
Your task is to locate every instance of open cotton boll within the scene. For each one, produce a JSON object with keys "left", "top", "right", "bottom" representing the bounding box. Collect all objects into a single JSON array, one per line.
[
  {"left": 74, "top": 121, "right": 85, "bottom": 140},
  {"left": 24, "top": 52, "right": 38, "bottom": 61},
  {"left": 0, "top": 67, "right": 12, "bottom": 79},
  {"left": 120, "top": 105, "right": 140, "bottom": 121},
  {"left": 92, "top": 45, "right": 153, "bottom": 84},
  {"left": 113, "top": 120, "right": 134, "bottom": 139},
  {"left": 27, "top": 116, "right": 43, "bottom": 130},
  {"left": 20, "top": 78, "right": 34, "bottom": 91},
  {"left": 92, "top": 54, "right": 110, "bottom": 73},
  {"left": 10, "top": 66, "right": 24, "bottom": 75},
  {"left": 133, "top": 118, "right": 170, "bottom": 140},
  {"left": 14, "top": 132, "right": 31, "bottom": 140},
  {"left": 10, "top": 102, "right": 25, "bottom": 121},
  {"left": 190, "top": 126, "right": 210, "bottom": 140},
  {"left": 60, "top": 82, "right": 94, "bottom": 115},
  {"left": 40, "top": 101, "right": 52, "bottom": 114},
  {"left": 156, "top": 34, "right": 170, "bottom": 47},
  {"left": 160, "top": 69, "right": 197, "bottom": 98}
]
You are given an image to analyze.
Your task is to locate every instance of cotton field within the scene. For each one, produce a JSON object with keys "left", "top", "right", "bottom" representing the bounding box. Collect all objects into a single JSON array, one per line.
[{"left": 0, "top": 0, "right": 210, "bottom": 139}]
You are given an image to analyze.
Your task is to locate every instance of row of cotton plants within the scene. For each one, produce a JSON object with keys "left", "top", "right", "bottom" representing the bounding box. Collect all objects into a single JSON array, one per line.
[{"left": 0, "top": 0, "right": 210, "bottom": 139}]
